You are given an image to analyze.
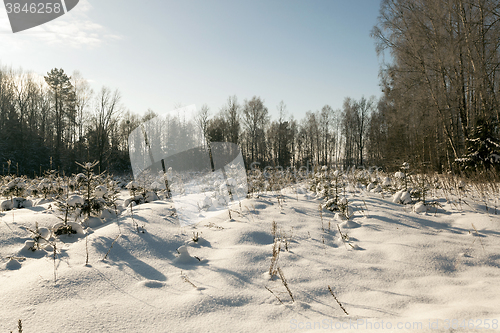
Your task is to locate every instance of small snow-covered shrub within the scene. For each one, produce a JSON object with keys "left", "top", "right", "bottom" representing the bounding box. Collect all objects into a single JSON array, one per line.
[
  {"left": 398, "top": 162, "right": 411, "bottom": 191},
  {"left": 144, "top": 191, "right": 159, "bottom": 203},
  {"left": 123, "top": 195, "right": 143, "bottom": 208},
  {"left": 1, "top": 199, "right": 13, "bottom": 211},
  {"left": 393, "top": 190, "right": 412, "bottom": 204},
  {"left": 394, "top": 171, "right": 405, "bottom": 179},
  {"left": 199, "top": 196, "right": 212, "bottom": 210},
  {"left": 37, "top": 178, "right": 52, "bottom": 198},
  {"left": 75, "top": 161, "right": 112, "bottom": 220},
  {"left": 175, "top": 245, "right": 200, "bottom": 264},
  {"left": 26, "top": 222, "right": 51, "bottom": 251},
  {"left": 354, "top": 168, "right": 371, "bottom": 186},
  {"left": 53, "top": 221, "right": 84, "bottom": 236},
  {"left": 3, "top": 177, "right": 27, "bottom": 199},
  {"left": 75, "top": 173, "right": 86, "bottom": 187},
  {"left": 337, "top": 197, "right": 353, "bottom": 219},
  {"left": 93, "top": 185, "right": 107, "bottom": 198},
  {"left": 26, "top": 183, "right": 39, "bottom": 197},
  {"left": 124, "top": 180, "right": 146, "bottom": 206},
  {"left": 67, "top": 195, "right": 84, "bottom": 207},
  {"left": 105, "top": 177, "right": 120, "bottom": 214},
  {"left": 12, "top": 197, "right": 32, "bottom": 209},
  {"left": 413, "top": 201, "right": 427, "bottom": 213},
  {"left": 382, "top": 177, "right": 392, "bottom": 187},
  {"left": 150, "top": 181, "right": 163, "bottom": 198},
  {"left": 412, "top": 174, "right": 430, "bottom": 204}
]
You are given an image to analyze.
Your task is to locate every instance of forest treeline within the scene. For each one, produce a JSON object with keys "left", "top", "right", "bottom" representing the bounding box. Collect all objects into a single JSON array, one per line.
[
  {"left": 1, "top": 0, "right": 500, "bottom": 177},
  {"left": 0, "top": 65, "right": 378, "bottom": 176},
  {"left": 371, "top": 0, "right": 500, "bottom": 173}
]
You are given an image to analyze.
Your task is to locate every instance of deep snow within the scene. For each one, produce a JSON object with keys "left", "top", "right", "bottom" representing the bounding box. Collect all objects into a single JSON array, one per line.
[{"left": 1, "top": 180, "right": 500, "bottom": 332}]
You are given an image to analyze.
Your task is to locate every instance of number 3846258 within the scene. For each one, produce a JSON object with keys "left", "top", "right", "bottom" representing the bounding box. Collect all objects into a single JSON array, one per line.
[{"left": 5, "top": 2, "right": 62, "bottom": 14}]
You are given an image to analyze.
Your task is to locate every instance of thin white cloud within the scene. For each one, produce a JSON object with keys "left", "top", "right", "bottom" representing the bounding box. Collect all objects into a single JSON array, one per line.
[{"left": 0, "top": 0, "right": 121, "bottom": 49}]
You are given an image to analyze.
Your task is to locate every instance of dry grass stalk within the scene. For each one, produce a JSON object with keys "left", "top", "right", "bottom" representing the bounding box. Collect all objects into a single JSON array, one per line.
[
  {"left": 269, "top": 238, "right": 281, "bottom": 279},
  {"left": 271, "top": 220, "right": 278, "bottom": 240},
  {"left": 265, "top": 286, "right": 283, "bottom": 305},
  {"left": 181, "top": 271, "right": 197, "bottom": 288},
  {"left": 277, "top": 267, "right": 294, "bottom": 302},
  {"left": 328, "top": 285, "right": 348, "bottom": 315},
  {"left": 337, "top": 224, "right": 353, "bottom": 250},
  {"left": 85, "top": 233, "right": 89, "bottom": 265},
  {"left": 53, "top": 244, "right": 57, "bottom": 283},
  {"left": 103, "top": 234, "right": 121, "bottom": 260}
]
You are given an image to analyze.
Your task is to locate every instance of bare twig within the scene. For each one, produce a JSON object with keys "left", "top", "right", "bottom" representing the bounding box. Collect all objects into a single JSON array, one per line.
[
  {"left": 103, "top": 234, "right": 121, "bottom": 260},
  {"left": 181, "top": 271, "right": 197, "bottom": 288},
  {"left": 85, "top": 232, "right": 89, "bottom": 265},
  {"left": 53, "top": 244, "right": 57, "bottom": 283},
  {"left": 278, "top": 267, "right": 294, "bottom": 302},
  {"left": 328, "top": 285, "right": 348, "bottom": 315},
  {"left": 265, "top": 286, "right": 283, "bottom": 305}
]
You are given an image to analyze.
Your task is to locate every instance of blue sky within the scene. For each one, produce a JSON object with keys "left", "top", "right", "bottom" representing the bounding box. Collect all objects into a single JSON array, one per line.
[{"left": 0, "top": 0, "right": 383, "bottom": 120}]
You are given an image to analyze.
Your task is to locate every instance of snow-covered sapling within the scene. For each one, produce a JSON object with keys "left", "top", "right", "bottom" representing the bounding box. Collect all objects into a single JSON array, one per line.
[
  {"left": 25, "top": 222, "right": 51, "bottom": 251},
  {"left": 105, "top": 176, "right": 120, "bottom": 215},
  {"left": 413, "top": 174, "right": 429, "bottom": 204},
  {"left": 393, "top": 166, "right": 412, "bottom": 205},
  {"left": 3, "top": 178, "right": 32, "bottom": 209},
  {"left": 124, "top": 180, "right": 144, "bottom": 207},
  {"left": 337, "top": 197, "right": 353, "bottom": 220},
  {"left": 54, "top": 198, "right": 80, "bottom": 236},
  {"left": 75, "top": 161, "right": 108, "bottom": 220}
]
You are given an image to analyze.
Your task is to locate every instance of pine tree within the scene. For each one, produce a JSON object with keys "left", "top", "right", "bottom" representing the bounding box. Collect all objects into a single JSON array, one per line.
[
  {"left": 44, "top": 68, "right": 76, "bottom": 167},
  {"left": 456, "top": 118, "right": 500, "bottom": 172}
]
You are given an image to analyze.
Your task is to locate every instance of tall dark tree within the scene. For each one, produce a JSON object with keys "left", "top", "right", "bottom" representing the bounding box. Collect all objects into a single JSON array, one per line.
[
  {"left": 44, "top": 68, "right": 76, "bottom": 167},
  {"left": 87, "top": 86, "right": 121, "bottom": 170},
  {"left": 221, "top": 95, "right": 240, "bottom": 145},
  {"left": 241, "top": 96, "right": 269, "bottom": 164}
]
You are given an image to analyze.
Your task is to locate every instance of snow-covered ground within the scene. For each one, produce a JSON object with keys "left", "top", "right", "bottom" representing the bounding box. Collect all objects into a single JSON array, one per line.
[{"left": 1, "top": 178, "right": 500, "bottom": 332}]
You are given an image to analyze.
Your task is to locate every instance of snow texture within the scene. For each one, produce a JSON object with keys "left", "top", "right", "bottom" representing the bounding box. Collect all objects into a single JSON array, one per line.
[{"left": 0, "top": 181, "right": 499, "bottom": 332}]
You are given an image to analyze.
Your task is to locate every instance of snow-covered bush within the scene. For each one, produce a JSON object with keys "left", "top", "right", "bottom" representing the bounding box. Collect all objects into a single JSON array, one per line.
[
  {"left": 0, "top": 177, "right": 33, "bottom": 209},
  {"left": 393, "top": 190, "right": 412, "bottom": 204},
  {"left": 411, "top": 174, "right": 430, "bottom": 204},
  {"left": 123, "top": 179, "right": 160, "bottom": 208},
  {"left": 93, "top": 185, "right": 107, "bottom": 198},
  {"left": 3, "top": 177, "right": 27, "bottom": 198},
  {"left": 126, "top": 180, "right": 141, "bottom": 197},
  {"left": 53, "top": 221, "right": 84, "bottom": 236},
  {"left": 37, "top": 178, "right": 52, "bottom": 198},
  {"left": 26, "top": 182, "right": 39, "bottom": 197},
  {"left": 72, "top": 161, "right": 115, "bottom": 221},
  {"left": 1, "top": 199, "right": 13, "bottom": 211},
  {"left": 12, "top": 197, "right": 32, "bottom": 209},
  {"left": 382, "top": 177, "right": 392, "bottom": 188},
  {"left": 26, "top": 222, "right": 51, "bottom": 251},
  {"left": 67, "top": 194, "right": 84, "bottom": 207}
]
